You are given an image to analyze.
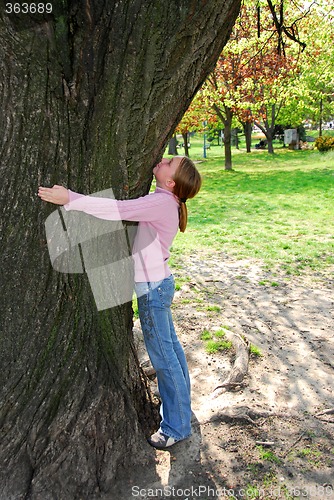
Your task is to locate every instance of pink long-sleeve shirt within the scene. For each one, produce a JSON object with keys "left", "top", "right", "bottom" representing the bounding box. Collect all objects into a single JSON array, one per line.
[{"left": 64, "top": 187, "right": 180, "bottom": 282}]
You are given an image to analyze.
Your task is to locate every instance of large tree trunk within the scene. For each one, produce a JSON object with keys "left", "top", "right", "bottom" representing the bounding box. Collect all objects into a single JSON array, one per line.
[{"left": 0, "top": 1, "right": 241, "bottom": 498}]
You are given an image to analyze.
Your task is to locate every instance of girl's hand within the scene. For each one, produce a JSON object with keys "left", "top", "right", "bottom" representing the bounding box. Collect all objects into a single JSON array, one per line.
[{"left": 38, "top": 185, "right": 69, "bottom": 205}]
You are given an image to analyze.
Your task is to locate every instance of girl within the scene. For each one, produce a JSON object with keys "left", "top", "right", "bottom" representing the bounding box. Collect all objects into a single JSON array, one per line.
[{"left": 38, "top": 155, "right": 202, "bottom": 449}]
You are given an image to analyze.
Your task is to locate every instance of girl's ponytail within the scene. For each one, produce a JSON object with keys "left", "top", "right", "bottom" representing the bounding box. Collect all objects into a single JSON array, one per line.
[
  {"left": 173, "top": 157, "right": 202, "bottom": 233},
  {"left": 178, "top": 199, "right": 188, "bottom": 233}
]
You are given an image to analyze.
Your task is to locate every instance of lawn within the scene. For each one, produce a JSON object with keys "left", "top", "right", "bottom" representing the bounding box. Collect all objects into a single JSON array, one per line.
[{"left": 165, "top": 135, "right": 334, "bottom": 275}]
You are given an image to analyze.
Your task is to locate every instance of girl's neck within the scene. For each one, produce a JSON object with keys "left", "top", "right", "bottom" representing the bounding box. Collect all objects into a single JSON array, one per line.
[{"left": 156, "top": 181, "right": 174, "bottom": 193}]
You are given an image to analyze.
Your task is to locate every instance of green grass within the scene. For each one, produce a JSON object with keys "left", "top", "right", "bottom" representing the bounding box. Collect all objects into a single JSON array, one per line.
[
  {"left": 257, "top": 445, "right": 282, "bottom": 464},
  {"left": 200, "top": 329, "right": 212, "bottom": 341},
  {"left": 132, "top": 298, "right": 139, "bottom": 319},
  {"left": 206, "top": 304, "right": 221, "bottom": 312},
  {"left": 288, "top": 445, "right": 327, "bottom": 468},
  {"left": 168, "top": 136, "right": 334, "bottom": 275},
  {"left": 206, "top": 339, "right": 233, "bottom": 354},
  {"left": 249, "top": 344, "right": 263, "bottom": 357},
  {"left": 200, "top": 327, "right": 233, "bottom": 354}
]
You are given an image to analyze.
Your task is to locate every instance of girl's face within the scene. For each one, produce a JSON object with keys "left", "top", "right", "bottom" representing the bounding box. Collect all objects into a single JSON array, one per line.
[{"left": 153, "top": 156, "right": 182, "bottom": 191}]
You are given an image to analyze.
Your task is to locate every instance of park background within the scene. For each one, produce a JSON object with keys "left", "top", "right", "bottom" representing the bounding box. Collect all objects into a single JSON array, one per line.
[
  {"left": 130, "top": 127, "right": 334, "bottom": 499},
  {"left": 166, "top": 130, "right": 334, "bottom": 279}
]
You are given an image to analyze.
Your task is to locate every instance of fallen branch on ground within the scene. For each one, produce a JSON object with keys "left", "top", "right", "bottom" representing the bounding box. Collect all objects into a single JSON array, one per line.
[
  {"left": 314, "top": 408, "right": 334, "bottom": 423},
  {"left": 315, "top": 408, "right": 334, "bottom": 416},
  {"left": 213, "top": 331, "right": 250, "bottom": 396},
  {"left": 282, "top": 431, "right": 307, "bottom": 458},
  {"left": 256, "top": 441, "right": 275, "bottom": 446},
  {"left": 205, "top": 405, "right": 275, "bottom": 425}
]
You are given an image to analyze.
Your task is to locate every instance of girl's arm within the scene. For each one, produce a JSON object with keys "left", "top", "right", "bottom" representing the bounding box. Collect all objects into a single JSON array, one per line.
[{"left": 38, "top": 185, "right": 168, "bottom": 222}]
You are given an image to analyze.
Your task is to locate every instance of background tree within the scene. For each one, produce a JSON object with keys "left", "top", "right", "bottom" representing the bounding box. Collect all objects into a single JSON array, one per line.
[
  {"left": 0, "top": 1, "right": 241, "bottom": 498},
  {"left": 202, "top": 0, "right": 318, "bottom": 162},
  {"left": 202, "top": 0, "right": 296, "bottom": 167},
  {"left": 244, "top": 49, "right": 296, "bottom": 153},
  {"left": 277, "top": 1, "right": 334, "bottom": 133},
  {"left": 235, "top": 0, "right": 304, "bottom": 153},
  {"left": 204, "top": 75, "right": 235, "bottom": 170},
  {"left": 175, "top": 94, "right": 208, "bottom": 157},
  {"left": 201, "top": 24, "right": 248, "bottom": 170}
]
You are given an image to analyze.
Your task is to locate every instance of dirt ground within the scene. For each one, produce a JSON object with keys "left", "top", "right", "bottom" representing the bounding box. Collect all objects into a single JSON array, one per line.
[{"left": 121, "top": 251, "right": 334, "bottom": 500}]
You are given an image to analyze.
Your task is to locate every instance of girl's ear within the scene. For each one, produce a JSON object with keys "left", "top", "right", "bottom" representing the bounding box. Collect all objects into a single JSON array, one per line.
[{"left": 166, "top": 178, "right": 175, "bottom": 189}]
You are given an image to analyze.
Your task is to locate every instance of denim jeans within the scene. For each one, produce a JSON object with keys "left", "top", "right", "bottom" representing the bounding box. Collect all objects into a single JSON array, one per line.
[{"left": 135, "top": 275, "right": 192, "bottom": 441}]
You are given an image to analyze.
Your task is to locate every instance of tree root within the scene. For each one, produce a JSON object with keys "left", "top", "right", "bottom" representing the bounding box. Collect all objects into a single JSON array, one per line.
[
  {"left": 213, "top": 331, "right": 250, "bottom": 396},
  {"left": 315, "top": 408, "right": 334, "bottom": 417},
  {"left": 314, "top": 408, "right": 334, "bottom": 424},
  {"left": 205, "top": 405, "right": 275, "bottom": 425}
]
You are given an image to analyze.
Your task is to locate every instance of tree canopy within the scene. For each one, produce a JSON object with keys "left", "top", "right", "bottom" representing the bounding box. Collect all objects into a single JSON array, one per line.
[{"left": 175, "top": 0, "right": 334, "bottom": 165}]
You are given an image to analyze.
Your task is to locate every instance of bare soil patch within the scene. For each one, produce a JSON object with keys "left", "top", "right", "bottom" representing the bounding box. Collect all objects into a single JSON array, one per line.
[{"left": 118, "top": 252, "right": 334, "bottom": 499}]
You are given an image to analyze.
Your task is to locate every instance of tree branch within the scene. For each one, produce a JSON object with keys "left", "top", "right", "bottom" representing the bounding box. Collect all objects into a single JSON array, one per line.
[{"left": 266, "top": 0, "right": 307, "bottom": 54}]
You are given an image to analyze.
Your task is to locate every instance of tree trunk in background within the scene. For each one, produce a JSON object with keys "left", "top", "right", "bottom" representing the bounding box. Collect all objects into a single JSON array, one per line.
[
  {"left": 223, "top": 107, "right": 234, "bottom": 170},
  {"left": 213, "top": 103, "right": 233, "bottom": 170},
  {"left": 168, "top": 135, "right": 178, "bottom": 155},
  {"left": 254, "top": 104, "right": 277, "bottom": 154},
  {"left": 182, "top": 132, "right": 190, "bottom": 157},
  {"left": 242, "top": 121, "right": 253, "bottom": 152},
  {"left": 224, "top": 116, "right": 233, "bottom": 169},
  {"left": 232, "top": 128, "right": 239, "bottom": 149},
  {"left": 0, "top": 1, "right": 241, "bottom": 498},
  {"left": 267, "top": 135, "right": 275, "bottom": 154}
]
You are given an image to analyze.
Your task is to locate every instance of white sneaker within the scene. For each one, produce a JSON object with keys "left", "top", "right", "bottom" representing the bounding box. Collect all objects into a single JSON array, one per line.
[{"left": 147, "top": 430, "right": 177, "bottom": 449}]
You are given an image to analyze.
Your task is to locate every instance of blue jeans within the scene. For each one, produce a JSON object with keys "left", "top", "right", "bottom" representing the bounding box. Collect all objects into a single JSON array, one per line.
[{"left": 135, "top": 275, "right": 192, "bottom": 441}]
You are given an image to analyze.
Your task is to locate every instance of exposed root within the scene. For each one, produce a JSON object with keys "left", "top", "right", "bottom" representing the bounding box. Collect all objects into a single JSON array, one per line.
[
  {"left": 205, "top": 405, "right": 276, "bottom": 425},
  {"left": 213, "top": 331, "right": 250, "bottom": 395},
  {"left": 315, "top": 408, "right": 334, "bottom": 417}
]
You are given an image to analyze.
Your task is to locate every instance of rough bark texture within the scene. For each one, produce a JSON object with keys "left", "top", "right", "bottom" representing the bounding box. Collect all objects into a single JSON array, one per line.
[{"left": 0, "top": 1, "right": 241, "bottom": 498}]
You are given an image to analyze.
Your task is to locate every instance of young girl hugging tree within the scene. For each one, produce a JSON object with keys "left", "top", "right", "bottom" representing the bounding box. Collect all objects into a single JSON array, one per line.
[{"left": 38, "top": 155, "right": 202, "bottom": 449}]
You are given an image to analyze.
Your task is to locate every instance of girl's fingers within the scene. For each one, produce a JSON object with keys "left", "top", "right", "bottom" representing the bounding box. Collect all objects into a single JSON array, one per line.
[
  {"left": 38, "top": 188, "right": 51, "bottom": 199},
  {"left": 38, "top": 187, "right": 54, "bottom": 195},
  {"left": 38, "top": 185, "right": 61, "bottom": 191},
  {"left": 37, "top": 185, "right": 69, "bottom": 205}
]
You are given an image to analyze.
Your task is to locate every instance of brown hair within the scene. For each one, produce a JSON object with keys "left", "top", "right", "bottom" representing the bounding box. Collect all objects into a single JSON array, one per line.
[{"left": 172, "top": 157, "right": 202, "bottom": 233}]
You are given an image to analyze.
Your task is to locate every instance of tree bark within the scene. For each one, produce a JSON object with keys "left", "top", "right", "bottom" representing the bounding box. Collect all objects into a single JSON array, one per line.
[
  {"left": 0, "top": 1, "right": 241, "bottom": 498},
  {"left": 168, "top": 135, "right": 178, "bottom": 155},
  {"left": 213, "top": 103, "right": 234, "bottom": 170},
  {"left": 182, "top": 132, "right": 190, "bottom": 157},
  {"left": 254, "top": 104, "right": 279, "bottom": 154},
  {"left": 232, "top": 127, "right": 239, "bottom": 149},
  {"left": 242, "top": 121, "right": 253, "bottom": 152},
  {"left": 223, "top": 107, "right": 234, "bottom": 170}
]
